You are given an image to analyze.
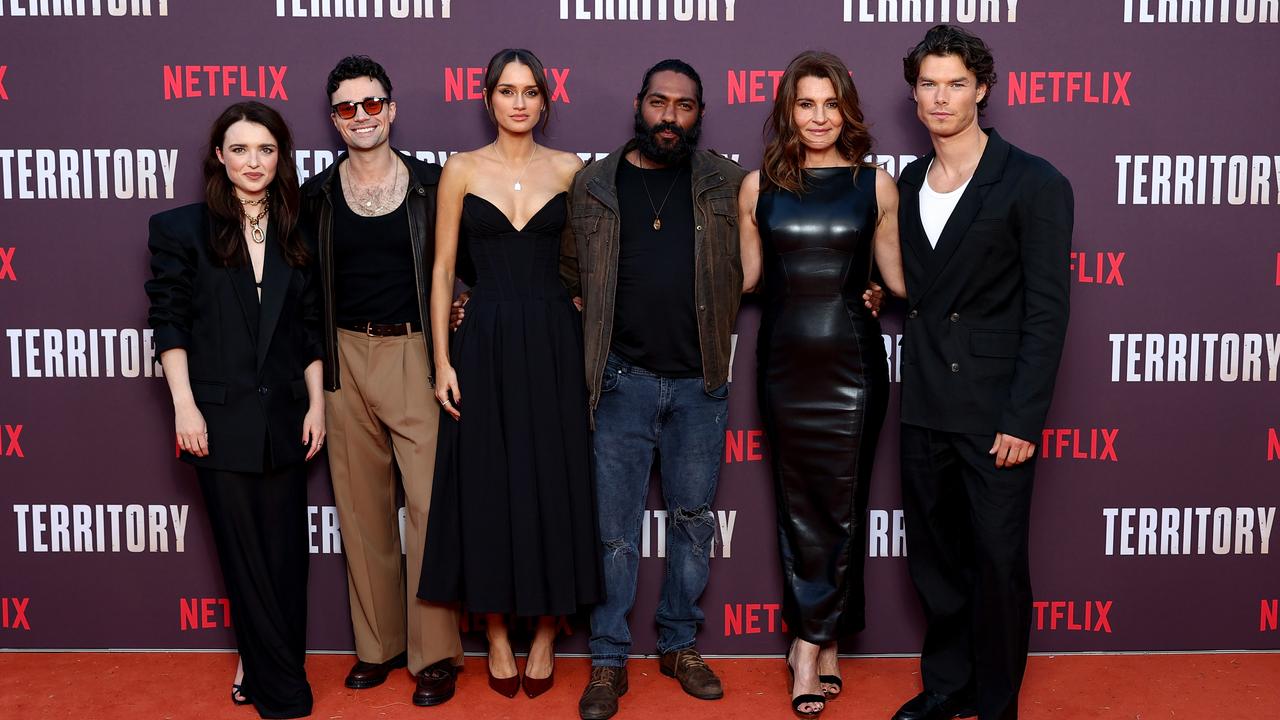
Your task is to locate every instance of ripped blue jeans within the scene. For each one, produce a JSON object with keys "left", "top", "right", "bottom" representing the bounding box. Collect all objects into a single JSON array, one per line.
[{"left": 588, "top": 352, "right": 728, "bottom": 665}]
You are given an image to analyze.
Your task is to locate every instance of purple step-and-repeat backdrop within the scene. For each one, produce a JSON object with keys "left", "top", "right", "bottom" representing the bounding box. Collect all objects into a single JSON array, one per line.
[{"left": 1, "top": 1, "right": 1278, "bottom": 656}]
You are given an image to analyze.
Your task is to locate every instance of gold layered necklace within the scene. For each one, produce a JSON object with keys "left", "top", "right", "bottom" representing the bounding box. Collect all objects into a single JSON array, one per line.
[{"left": 239, "top": 191, "right": 269, "bottom": 243}]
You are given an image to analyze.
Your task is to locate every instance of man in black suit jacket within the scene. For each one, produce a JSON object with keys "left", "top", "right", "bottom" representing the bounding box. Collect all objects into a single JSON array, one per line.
[{"left": 891, "top": 26, "right": 1073, "bottom": 720}]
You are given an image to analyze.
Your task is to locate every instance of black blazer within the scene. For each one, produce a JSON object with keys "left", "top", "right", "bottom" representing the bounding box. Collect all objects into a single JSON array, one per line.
[
  {"left": 146, "top": 203, "right": 323, "bottom": 474},
  {"left": 897, "top": 129, "right": 1073, "bottom": 441}
]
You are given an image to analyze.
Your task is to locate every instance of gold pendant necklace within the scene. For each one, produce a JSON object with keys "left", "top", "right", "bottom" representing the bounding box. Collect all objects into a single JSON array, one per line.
[
  {"left": 637, "top": 153, "right": 683, "bottom": 231},
  {"left": 239, "top": 190, "right": 269, "bottom": 243}
]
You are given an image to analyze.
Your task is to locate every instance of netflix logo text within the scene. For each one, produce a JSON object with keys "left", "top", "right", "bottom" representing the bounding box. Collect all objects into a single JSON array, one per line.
[
  {"left": 725, "top": 429, "right": 764, "bottom": 463},
  {"left": 0, "top": 424, "right": 23, "bottom": 458},
  {"left": 1263, "top": 599, "right": 1279, "bottom": 631},
  {"left": 163, "top": 65, "right": 287, "bottom": 101},
  {"left": 444, "top": 66, "right": 570, "bottom": 103},
  {"left": 0, "top": 66, "right": 7, "bottom": 100},
  {"left": 1071, "top": 251, "right": 1124, "bottom": 285},
  {"left": 1, "top": 597, "right": 30, "bottom": 630},
  {"left": 1040, "top": 428, "right": 1119, "bottom": 461},
  {"left": 1007, "top": 71, "right": 1131, "bottom": 106},
  {"left": 1034, "top": 600, "right": 1113, "bottom": 633},
  {"left": 0, "top": 247, "right": 16, "bottom": 281},
  {"left": 179, "top": 597, "right": 231, "bottom": 630},
  {"left": 723, "top": 603, "right": 786, "bottom": 636},
  {"left": 727, "top": 70, "right": 782, "bottom": 104}
]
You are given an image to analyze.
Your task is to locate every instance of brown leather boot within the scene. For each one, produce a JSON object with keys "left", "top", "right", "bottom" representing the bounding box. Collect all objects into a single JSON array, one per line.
[
  {"left": 579, "top": 665, "right": 628, "bottom": 720},
  {"left": 659, "top": 648, "right": 724, "bottom": 700}
]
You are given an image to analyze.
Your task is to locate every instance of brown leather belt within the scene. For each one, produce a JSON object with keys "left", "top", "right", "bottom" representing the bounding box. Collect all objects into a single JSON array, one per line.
[{"left": 341, "top": 321, "right": 419, "bottom": 337}]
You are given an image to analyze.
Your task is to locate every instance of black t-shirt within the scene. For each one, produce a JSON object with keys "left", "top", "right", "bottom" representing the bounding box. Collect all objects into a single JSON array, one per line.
[
  {"left": 611, "top": 157, "right": 701, "bottom": 378},
  {"left": 332, "top": 179, "right": 418, "bottom": 326}
]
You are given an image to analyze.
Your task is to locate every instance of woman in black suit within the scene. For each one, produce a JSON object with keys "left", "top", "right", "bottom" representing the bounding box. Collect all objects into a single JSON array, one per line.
[{"left": 146, "top": 101, "right": 323, "bottom": 719}]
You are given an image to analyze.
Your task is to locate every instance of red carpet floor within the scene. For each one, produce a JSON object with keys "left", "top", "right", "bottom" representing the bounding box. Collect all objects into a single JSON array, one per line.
[{"left": 2, "top": 652, "right": 1277, "bottom": 719}]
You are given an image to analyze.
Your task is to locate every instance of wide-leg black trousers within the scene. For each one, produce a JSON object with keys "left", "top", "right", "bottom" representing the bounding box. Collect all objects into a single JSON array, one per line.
[
  {"left": 197, "top": 464, "right": 312, "bottom": 719},
  {"left": 900, "top": 424, "right": 1037, "bottom": 720}
]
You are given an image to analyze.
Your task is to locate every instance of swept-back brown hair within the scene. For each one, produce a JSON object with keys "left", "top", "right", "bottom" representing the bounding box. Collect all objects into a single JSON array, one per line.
[
  {"left": 761, "top": 51, "right": 874, "bottom": 194},
  {"left": 202, "top": 101, "right": 307, "bottom": 268}
]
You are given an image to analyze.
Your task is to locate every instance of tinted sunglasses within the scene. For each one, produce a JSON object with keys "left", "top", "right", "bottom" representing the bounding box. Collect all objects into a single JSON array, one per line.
[{"left": 331, "top": 96, "right": 390, "bottom": 120}]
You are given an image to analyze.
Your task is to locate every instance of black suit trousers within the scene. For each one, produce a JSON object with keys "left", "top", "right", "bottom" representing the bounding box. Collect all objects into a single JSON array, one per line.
[
  {"left": 197, "top": 464, "right": 312, "bottom": 719},
  {"left": 900, "top": 424, "right": 1036, "bottom": 720}
]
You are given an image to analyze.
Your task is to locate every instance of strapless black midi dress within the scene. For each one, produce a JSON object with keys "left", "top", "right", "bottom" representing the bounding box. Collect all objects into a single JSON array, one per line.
[{"left": 419, "top": 191, "right": 602, "bottom": 617}]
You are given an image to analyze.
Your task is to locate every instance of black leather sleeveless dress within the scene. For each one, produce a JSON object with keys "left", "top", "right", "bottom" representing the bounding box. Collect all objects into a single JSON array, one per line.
[{"left": 755, "top": 166, "right": 889, "bottom": 642}]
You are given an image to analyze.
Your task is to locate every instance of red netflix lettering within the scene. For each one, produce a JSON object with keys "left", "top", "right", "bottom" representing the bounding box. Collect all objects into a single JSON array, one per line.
[
  {"left": 1069, "top": 251, "right": 1125, "bottom": 285},
  {"left": 444, "top": 67, "right": 571, "bottom": 103},
  {"left": 0, "top": 65, "right": 7, "bottom": 101},
  {"left": 2, "top": 424, "right": 23, "bottom": 458},
  {"left": 2, "top": 597, "right": 31, "bottom": 630},
  {"left": 1033, "top": 600, "right": 1112, "bottom": 633},
  {"left": 1262, "top": 599, "right": 1279, "bottom": 631},
  {"left": 1268, "top": 429, "right": 1279, "bottom": 461},
  {"left": 0, "top": 247, "right": 15, "bottom": 281},
  {"left": 724, "top": 430, "right": 765, "bottom": 463},
  {"left": 723, "top": 603, "right": 787, "bottom": 636},
  {"left": 1008, "top": 71, "right": 1131, "bottom": 106},
  {"left": 163, "top": 66, "right": 288, "bottom": 101},
  {"left": 179, "top": 597, "right": 232, "bottom": 630},
  {"left": 1039, "top": 428, "right": 1119, "bottom": 461}
]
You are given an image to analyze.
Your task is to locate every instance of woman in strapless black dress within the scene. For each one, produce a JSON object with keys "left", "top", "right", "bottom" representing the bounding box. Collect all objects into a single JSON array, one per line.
[
  {"left": 739, "top": 51, "right": 907, "bottom": 719},
  {"left": 420, "top": 49, "right": 600, "bottom": 700}
]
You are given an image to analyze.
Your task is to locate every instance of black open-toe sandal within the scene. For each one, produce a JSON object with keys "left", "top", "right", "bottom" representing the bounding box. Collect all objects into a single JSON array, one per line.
[
  {"left": 786, "top": 661, "right": 826, "bottom": 719},
  {"left": 819, "top": 674, "right": 843, "bottom": 698},
  {"left": 231, "top": 683, "right": 252, "bottom": 706}
]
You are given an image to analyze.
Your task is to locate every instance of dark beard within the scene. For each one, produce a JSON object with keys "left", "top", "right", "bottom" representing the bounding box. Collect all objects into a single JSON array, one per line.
[{"left": 633, "top": 108, "right": 701, "bottom": 166}]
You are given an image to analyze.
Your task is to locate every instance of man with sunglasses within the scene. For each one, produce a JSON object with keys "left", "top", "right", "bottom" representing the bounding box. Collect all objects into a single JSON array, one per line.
[{"left": 300, "top": 55, "right": 464, "bottom": 708}]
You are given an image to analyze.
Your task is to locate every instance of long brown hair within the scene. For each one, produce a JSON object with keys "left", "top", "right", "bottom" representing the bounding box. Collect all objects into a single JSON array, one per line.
[
  {"left": 761, "top": 51, "right": 874, "bottom": 194},
  {"left": 202, "top": 101, "right": 307, "bottom": 268}
]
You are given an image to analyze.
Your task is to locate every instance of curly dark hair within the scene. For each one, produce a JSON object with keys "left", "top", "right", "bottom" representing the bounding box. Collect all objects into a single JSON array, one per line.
[
  {"left": 903, "top": 24, "right": 997, "bottom": 111},
  {"left": 326, "top": 55, "right": 393, "bottom": 100}
]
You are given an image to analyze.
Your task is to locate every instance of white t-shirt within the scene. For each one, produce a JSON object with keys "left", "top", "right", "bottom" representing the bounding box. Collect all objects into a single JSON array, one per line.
[{"left": 919, "top": 159, "right": 972, "bottom": 248}]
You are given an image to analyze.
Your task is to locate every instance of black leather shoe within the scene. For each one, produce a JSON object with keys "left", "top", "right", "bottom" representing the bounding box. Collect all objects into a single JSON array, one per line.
[
  {"left": 412, "top": 660, "right": 458, "bottom": 707},
  {"left": 891, "top": 690, "right": 977, "bottom": 720},
  {"left": 344, "top": 651, "right": 407, "bottom": 689}
]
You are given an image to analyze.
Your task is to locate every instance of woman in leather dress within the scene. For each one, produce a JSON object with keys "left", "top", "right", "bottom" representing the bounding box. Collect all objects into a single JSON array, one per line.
[{"left": 738, "top": 51, "right": 907, "bottom": 718}]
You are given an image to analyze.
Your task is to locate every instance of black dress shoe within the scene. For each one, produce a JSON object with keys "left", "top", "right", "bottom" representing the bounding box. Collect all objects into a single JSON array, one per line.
[
  {"left": 413, "top": 660, "right": 458, "bottom": 707},
  {"left": 344, "top": 651, "right": 408, "bottom": 689},
  {"left": 891, "top": 690, "right": 977, "bottom": 720}
]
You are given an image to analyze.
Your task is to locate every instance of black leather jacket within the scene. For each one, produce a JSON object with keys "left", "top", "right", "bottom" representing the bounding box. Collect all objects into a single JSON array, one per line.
[{"left": 300, "top": 150, "right": 443, "bottom": 391}]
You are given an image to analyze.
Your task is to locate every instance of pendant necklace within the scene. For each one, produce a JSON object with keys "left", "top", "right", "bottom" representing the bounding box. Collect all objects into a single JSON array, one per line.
[
  {"left": 493, "top": 141, "right": 537, "bottom": 191},
  {"left": 637, "top": 153, "right": 683, "bottom": 231},
  {"left": 239, "top": 190, "right": 269, "bottom": 243}
]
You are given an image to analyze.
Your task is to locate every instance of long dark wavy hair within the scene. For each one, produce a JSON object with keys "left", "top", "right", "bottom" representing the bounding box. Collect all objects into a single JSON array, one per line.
[
  {"left": 761, "top": 51, "right": 874, "bottom": 194},
  {"left": 202, "top": 101, "right": 307, "bottom": 268}
]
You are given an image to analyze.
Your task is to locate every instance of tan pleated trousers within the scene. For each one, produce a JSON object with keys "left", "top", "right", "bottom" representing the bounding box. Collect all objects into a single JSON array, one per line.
[{"left": 326, "top": 329, "right": 462, "bottom": 674}]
